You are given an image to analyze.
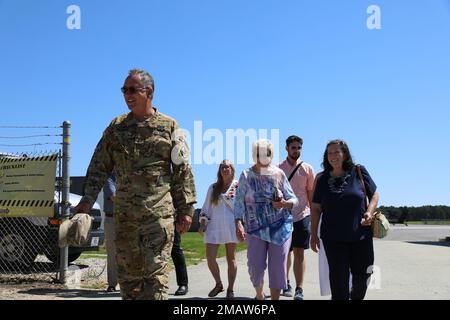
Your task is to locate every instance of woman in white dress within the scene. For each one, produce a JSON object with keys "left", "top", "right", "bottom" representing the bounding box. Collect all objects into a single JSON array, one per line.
[{"left": 198, "top": 160, "right": 239, "bottom": 299}]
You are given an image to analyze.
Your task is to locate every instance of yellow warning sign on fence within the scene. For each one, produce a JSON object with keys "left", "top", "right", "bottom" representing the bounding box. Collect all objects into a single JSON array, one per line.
[{"left": 0, "top": 154, "right": 57, "bottom": 217}]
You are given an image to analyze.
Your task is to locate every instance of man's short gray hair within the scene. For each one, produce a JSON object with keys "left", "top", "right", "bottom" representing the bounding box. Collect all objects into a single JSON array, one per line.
[{"left": 128, "top": 69, "right": 154, "bottom": 91}]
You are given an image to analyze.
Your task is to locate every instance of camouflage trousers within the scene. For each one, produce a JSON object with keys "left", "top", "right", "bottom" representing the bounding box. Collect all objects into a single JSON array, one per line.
[{"left": 115, "top": 213, "right": 174, "bottom": 300}]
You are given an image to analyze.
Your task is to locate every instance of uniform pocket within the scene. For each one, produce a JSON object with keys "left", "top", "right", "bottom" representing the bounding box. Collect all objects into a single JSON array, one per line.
[
  {"left": 141, "top": 222, "right": 174, "bottom": 260},
  {"left": 141, "top": 226, "right": 167, "bottom": 256}
]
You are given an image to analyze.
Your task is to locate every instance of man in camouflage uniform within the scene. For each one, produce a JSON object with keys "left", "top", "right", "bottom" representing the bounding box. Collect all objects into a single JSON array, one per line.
[{"left": 74, "top": 69, "right": 196, "bottom": 300}]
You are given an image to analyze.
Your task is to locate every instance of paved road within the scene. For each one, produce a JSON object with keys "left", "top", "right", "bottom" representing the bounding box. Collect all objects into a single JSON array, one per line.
[
  {"left": 3, "top": 225, "right": 448, "bottom": 300},
  {"left": 384, "top": 224, "right": 450, "bottom": 241},
  {"left": 167, "top": 225, "right": 450, "bottom": 300}
]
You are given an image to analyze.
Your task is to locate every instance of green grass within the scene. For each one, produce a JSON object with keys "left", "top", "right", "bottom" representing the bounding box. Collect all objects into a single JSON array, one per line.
[
  {"left": 404, "top": 220, "right": 450, "bottom": 225},
  {"left": 80, "top": 246, "right": 107, "bottom": 259},
  {"left": 178, "top": 232, "right": 247, "bottom": 267},
  {"left": 79, "top": 232, "right": 247, "bottom": 266},
  {"left": 80, "top": 253, "right": 107, "bottom": 259}
]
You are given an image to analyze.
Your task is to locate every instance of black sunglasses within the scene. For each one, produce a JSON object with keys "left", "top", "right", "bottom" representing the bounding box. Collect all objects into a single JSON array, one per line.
[{"left": 120, "top": 86, "right": 148, "bottom": 94}]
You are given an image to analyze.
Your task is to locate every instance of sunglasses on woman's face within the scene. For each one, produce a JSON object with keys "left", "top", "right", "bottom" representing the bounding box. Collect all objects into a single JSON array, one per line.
[{"left": 120, "top": 86, "right": 147, "bottom": 94}]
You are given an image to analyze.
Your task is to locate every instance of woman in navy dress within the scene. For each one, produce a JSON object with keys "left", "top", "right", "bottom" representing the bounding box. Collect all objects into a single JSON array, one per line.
[{"left": 310, "top": 139, "right": 379, "bottom": 300}]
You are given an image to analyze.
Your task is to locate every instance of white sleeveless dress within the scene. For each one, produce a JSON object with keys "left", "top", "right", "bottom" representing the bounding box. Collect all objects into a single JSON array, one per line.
[{"left": 200, "top": 181, "right": 238, "bottom": 244}]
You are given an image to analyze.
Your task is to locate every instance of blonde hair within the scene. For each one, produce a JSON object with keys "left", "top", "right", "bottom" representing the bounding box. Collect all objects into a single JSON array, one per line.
[
  {"left": 252, "top": 139, "right": 274, "bottom": 165},
  {"left": 211, "top": 160, "right": 235, "bottom": 205}
]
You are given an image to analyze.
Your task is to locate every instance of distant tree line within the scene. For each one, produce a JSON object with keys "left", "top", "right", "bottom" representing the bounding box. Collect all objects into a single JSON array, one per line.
[{"left": 379, "top": 205, "right": 450, "bottom": 222}]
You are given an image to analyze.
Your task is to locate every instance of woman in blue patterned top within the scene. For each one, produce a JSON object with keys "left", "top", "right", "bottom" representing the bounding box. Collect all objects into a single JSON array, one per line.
[
  {"left": 234, "top": 139, "right": 298, "bottom": 300},
  {"left": 310, "top": 139, "right": 379, "bottom": 300}
]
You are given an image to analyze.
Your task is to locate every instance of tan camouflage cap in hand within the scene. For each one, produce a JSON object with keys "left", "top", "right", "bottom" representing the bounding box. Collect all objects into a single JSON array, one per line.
[{"left": 58, "top": 213, "right": 93, "bottom": 248}]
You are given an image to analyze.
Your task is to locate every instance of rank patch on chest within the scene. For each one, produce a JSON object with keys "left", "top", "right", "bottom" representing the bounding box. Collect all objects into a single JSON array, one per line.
[{"left": 153, "top": 125, "right": 167, "bottom": 137}]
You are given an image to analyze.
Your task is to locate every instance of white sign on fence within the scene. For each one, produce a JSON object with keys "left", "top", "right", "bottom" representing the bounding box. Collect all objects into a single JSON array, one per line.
[{"left": 0, "top": 154, "right": 57, "bottom": 217}]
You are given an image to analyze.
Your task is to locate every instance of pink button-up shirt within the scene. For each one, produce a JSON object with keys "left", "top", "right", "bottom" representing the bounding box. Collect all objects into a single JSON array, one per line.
[{"left": 279, "top": 159, "right": 315, "bottom": 222}]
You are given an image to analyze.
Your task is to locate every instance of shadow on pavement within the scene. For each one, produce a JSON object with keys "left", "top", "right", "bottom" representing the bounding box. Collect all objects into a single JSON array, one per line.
[
  {"left": 18, "top": 287, "right": 120, "bottom": 299},
  {"left": 407, "top": 241, "right": 450, "bottom": 248}
]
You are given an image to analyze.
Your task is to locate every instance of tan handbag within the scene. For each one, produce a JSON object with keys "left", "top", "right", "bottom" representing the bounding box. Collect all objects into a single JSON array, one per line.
[
  {"left": 371, "top": 212, "right": 390, "bottom": 238},
  {"left": 356, "top": 165, "right": 390, "bottom": 239}
]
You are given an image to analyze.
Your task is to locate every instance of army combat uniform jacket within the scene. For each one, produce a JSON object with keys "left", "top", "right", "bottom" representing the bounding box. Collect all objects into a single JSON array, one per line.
[
  {"left": 80, "top": 109, "right": 196, "bottom": 299},
  {"left": 81, "top": 109, "right": 196, "bottom": 219}
]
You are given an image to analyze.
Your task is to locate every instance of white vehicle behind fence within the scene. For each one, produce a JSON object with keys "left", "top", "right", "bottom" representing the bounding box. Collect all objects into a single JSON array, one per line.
[{"left": 0, "top": 153, "right": 104, "bottom": 271}]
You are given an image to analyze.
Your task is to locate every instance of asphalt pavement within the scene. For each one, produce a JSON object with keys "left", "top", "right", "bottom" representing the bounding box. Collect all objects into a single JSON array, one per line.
[
  {"left": 168, "top": 225, "right": 450, "bottom": 300},
  {"left": 4, "top": 224, "right": 447, "bottom": 300}
]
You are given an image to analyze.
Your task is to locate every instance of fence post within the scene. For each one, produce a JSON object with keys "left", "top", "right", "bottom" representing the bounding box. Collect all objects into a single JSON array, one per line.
[{"left": 59, "top": 121, "right": 71, "bottom": 284}]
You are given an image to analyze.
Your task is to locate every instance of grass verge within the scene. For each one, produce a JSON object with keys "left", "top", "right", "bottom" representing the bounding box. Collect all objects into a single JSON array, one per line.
[
  {"left": 404, "top": 220, "right": 450, "bottom": 225},
  {"left": 80, "top": 232, "right": 247, "bottom": 267},
  {"left": 178, "top": 232, "right": 247, "bottom": 267}
]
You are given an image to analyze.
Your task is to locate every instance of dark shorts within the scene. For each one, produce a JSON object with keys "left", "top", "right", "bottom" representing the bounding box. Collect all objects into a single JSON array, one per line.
[{"left": 290, "top": 215, "right": 311, "bottom": 250}]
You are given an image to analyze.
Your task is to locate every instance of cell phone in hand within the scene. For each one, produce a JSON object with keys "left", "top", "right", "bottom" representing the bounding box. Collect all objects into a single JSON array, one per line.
[{"left": 272, "top": 187, "right": 281, "bottom": 202}]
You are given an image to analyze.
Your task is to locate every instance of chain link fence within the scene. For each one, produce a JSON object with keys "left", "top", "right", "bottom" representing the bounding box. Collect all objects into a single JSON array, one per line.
[
  {"left": 1, "top": 124, "right": 107, "bottom": 290},
  {"left": 0, "top": 216, "right": 60, "bottom": 281},
  {"left": 0, "top": 125, "right": 64, "bottom": 283}
]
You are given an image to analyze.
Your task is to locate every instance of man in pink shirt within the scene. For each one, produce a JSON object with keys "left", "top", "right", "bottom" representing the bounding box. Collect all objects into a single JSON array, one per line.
[{"left": 279, "top": 135, "right": 315, "bottom": 300}]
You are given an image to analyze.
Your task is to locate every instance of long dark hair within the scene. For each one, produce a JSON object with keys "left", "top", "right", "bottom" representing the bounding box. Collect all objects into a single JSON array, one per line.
[
  {"left": 211, "top": 160, "right": 235, "bottom": 205},
  {"left": 322, "top": 139, "right": 355, "bottom": 172}
]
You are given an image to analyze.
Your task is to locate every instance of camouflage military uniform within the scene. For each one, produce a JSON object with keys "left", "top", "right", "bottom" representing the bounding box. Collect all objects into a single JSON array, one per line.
[{"left": 80, "top": 110, "right": 196, "bottom": 300}]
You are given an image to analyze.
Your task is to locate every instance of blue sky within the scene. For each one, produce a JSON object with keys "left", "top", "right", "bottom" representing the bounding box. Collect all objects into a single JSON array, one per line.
[{"left": 1, "top": 0, "right": 449, "bottom": 207}]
